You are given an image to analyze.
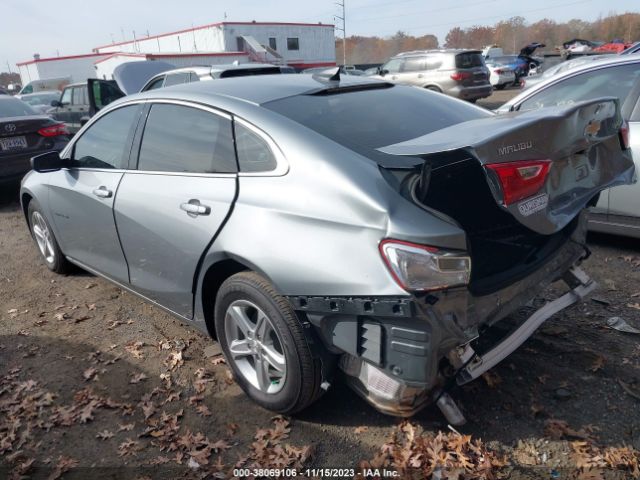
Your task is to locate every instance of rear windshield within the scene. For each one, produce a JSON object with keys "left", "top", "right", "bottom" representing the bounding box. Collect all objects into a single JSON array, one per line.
[
  {"left": 0, "top": 98, "right": 37, "bottom": 117},
  {"left": 264, "top": 85, "right": 489, "bottom": 154},
  {"left": 455, "top": 53, "right": 485, "bottom": 68}
]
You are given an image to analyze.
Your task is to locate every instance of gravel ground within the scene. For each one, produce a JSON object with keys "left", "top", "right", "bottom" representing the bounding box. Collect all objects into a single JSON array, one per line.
[{"left": 1, "top": 87, "right": 639, "bottom": 479}]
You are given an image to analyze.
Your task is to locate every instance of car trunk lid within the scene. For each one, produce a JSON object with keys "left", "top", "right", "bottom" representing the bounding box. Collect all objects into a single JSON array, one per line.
[{"left": 378, "top": 98, "right": 635, "bottom": 235}]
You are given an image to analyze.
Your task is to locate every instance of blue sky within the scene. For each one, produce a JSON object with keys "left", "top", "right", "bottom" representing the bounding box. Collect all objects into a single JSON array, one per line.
[{"left": 2, "top": 0, "right": 638, "bottom": 69}]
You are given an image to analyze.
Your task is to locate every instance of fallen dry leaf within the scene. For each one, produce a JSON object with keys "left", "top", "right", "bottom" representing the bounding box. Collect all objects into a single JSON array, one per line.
[
  {"left": 96, "top": 430, "right": 114, "bottom": 440},
  {"left": 82, "top": 368, "right": 97, "bottom": 382},
  {"left": 129, "top": 373, "right": 148, "bottom": 384},
  {"left": 590, "top": 354, "right": 606, "bottom": 372},
  {"left": 354, "top": 426, "right": 369, "bottom": 434}
]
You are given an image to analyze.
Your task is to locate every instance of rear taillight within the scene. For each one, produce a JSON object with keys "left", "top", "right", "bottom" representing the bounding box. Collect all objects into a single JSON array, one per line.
[
  {"left": 450, "top": 72, "right": 472, "bottom": 81},
  {"left": 495, "top": 69, "right": 503, "bottom": 74},
  {"left": 38, "top": 123, "right": 68, "bottom": 137},
  {"left": 620, "top": 120, "right": 630, "bottom": 150},
  {"left": 486, "top": 159, "right": 551, "bottom": 206},
  {"left": 379, "top": 239, "right": 471, "bottom": 291}
]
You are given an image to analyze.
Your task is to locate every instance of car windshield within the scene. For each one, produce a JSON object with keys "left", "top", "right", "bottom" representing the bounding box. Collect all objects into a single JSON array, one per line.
[
  {"left": 0, "top": 97, "right": 38, "bottom": 117},
  {"left": 264, "top": 85, "right": 489, "bottom": 155},
  {"left": 22, "top": 93, "right": 58, "bottom": 106}
]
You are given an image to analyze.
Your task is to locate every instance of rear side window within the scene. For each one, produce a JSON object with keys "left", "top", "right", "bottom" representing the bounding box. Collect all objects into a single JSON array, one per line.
[
  {"left": 455, "top": 53, "right": 484, "bottom": 68},
  {"left": 72, "top": 86, "right": 87, "bottom": 106},
  {"left": 72, "top": 105, "right": 139, "bottom": 169},
  {"left": 235, "top": 122, "right": 277, "bottom": 172},
  {"left": 138, "top": 104, "right": 236, "bottom": 174},
  {"left": 518, "top": 63, "right": 640, "bottom": 111},
  {"left": 402, "top": 57, "right": 426, "bottom": 72},
  {"left": 164, "top": 72, "right": 190, "bottom": 87}
]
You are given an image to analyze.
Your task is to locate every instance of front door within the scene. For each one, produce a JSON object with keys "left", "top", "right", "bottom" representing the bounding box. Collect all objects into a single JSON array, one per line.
[
  {"left": 47, "top": 104, "right": 142, "bottom": 282},
  {"left": 114, "top": 102, "right": 238, "bottom": 317}
]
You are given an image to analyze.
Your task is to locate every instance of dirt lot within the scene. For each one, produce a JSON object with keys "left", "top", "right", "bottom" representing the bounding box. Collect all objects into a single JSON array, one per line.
[{"left": 1, "top": 87, "right": 640, "bottom": 479}]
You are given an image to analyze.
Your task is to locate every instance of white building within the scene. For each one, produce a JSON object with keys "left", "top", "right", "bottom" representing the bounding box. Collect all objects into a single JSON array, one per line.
[
  {"left": 93, "top": 52, "right": 251, "bottom": 80},
  {"left": 92, "top": 21, "right": 336, "bottom": 70},
  {"left": 17, "top": 21, "right": 336, "bottom": 86},
  {"left": 17, "top": 53, "right": 113, "bottom": 84}
]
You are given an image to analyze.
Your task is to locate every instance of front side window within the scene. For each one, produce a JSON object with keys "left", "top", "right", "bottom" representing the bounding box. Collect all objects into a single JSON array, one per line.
[
  {"left": 137, "top": 104, "right": 236, "bottom": 174},
  {"left": 287, "top": 37, "right": 299, "bottom": 51},
  {"left": 60, "top": 88, "right": 72, "bottom": 105},
  {"left": 382, "top": 58, "right": 403, "bottom": 73},
  {"left": 518, "top": 63, "right": 640, "bottom": 111},
  {"left": 164, "top": 72, "right": 190, "bottom": 87},
  {"left": 235, "top": 122, "right": 277, "bottom": 173},
  {"left": 72, "top": 105, "right": 139, "bottom": 169}
]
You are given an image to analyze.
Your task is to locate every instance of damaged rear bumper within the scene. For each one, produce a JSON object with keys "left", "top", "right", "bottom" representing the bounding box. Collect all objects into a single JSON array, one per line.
[{"left": 288, "top": 214, "right": 595, "bottom": 417}]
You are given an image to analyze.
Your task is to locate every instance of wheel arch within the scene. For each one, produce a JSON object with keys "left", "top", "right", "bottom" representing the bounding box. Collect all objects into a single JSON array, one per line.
[
  {"left": 21, "top": 191, "right": 33, "bottom": 222},
  {"left": 197, "top": 254, "right": 275, "bottom": 339}
]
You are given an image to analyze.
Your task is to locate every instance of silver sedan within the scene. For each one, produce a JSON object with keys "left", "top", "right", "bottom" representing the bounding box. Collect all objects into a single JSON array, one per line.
[{"left": 20, "top": 73, "right": 634, "bottom": 422}]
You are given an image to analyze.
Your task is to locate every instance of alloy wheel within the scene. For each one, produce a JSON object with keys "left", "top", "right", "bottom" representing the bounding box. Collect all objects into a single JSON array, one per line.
[
  {"left": 224, "top": 299, "right": 287, "bottom": 394},
  {"left": 31, "top": 211, "right": 55, "bottom": 264}
]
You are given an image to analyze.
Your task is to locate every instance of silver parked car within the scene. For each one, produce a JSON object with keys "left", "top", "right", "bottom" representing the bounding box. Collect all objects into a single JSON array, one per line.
[
  {"left": 497, "top": 54, "right": 640, "bottom": 238},
  {"left": 374, "top": 49, "right": 492, "bottom": 102},
  {"left": 20, "top": 74, "right": 634, "bottom": 421},
  {"left": 140, "top": 63, "right": 295, "bottom": 92}
]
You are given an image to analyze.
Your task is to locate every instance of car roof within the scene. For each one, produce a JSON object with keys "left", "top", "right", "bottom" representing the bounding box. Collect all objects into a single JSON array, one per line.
[
  {"left": 20, "top": 90, "right": 60, "bottom": 96},
  {"left": 395, "top": 49, "right": 481, "bottom": 57},
  {"left": 498, "top": 53, "right": 640, "bottom": 111},
  {"left": 127, "top": 73, "right": 392, "bottom": 107}
]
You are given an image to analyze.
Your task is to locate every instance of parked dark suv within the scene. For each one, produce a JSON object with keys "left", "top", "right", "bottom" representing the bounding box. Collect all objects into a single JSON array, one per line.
[
  {"left": 49, "top": 83, "right": 92, "bottom": 134},
  {"left": 374, "top": 49, "right": 492, "bottom": 102}
]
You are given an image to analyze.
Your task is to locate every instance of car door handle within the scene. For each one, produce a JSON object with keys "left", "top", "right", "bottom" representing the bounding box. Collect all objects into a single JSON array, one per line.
[
  {"left": 92, "top": 186, "right": 112, "bottom": 198},
  {"left": 180, "top": 200, "right": 210, "bottom": 216}
]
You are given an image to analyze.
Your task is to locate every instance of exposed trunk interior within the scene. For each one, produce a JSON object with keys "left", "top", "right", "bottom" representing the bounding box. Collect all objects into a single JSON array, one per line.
[{"left": 413, "top": 152, "right": 580, "bottom": 296}]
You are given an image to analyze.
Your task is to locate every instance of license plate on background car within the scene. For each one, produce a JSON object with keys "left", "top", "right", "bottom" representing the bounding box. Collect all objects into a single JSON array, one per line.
[{"left": 0, "top": 136, "right": 28, "bottom": 151}]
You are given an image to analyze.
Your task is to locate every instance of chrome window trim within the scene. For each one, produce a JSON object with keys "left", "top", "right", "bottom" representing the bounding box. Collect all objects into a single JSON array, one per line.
[{"left": 234, "top": 116, "right": 289, "bottom": 177}]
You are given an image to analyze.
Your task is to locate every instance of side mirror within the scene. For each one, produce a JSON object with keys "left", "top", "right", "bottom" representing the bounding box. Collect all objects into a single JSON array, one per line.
[
  {"left": 31, "top": 151, "right": 68, "bottom": 172},
  {"left": 51, "top": 100, "right": 61, "bottom": 107},
  {"left": 379, "top": 68, "right": 388, "bottom": 76}
]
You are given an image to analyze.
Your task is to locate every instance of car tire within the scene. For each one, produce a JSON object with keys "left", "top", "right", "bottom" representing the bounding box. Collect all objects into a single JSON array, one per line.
[
  {"left": 214, "top": 271, "right": 323, "bottom": 414},
  {"left": 27, "top": 200, "right": 70, "bottom": 274},
  {"left": 495, "top": 84, "right": 506, "bottom": 90}
]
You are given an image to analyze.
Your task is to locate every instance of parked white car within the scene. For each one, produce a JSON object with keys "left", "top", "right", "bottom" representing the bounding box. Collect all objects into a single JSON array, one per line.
[{"left": 485, "top": 61, "right": 516, "bottom": 89}]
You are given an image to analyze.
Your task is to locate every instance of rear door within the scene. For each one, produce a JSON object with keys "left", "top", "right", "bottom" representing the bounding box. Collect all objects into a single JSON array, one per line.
[
  {"left": 114, "top": 102, "right": 238, "bottom": 317},
  {"left": 609, "top": 91, "right": 640, "bottom": 219},
  {"left": 48, "top": 104, "right": 143, "bottom": 282}
]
